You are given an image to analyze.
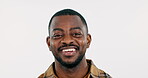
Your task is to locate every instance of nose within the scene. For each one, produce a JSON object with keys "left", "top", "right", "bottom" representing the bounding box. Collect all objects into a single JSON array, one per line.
[{"left": 61, "top": 35, "right": 74, "bottom": 44}]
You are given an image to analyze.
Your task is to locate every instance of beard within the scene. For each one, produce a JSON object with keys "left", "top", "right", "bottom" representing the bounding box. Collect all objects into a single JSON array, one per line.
[{"left": 53, "top": 53, "right": 85, "bottom": 68}]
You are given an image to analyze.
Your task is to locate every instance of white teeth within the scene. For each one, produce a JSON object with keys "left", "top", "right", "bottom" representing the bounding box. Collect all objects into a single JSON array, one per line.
[{"left": 62, "top": 49, "right": 76, "bottom": 52}]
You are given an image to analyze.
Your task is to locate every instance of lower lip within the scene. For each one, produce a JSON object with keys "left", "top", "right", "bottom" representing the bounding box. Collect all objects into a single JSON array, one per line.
[{"left": 62, "top": 51, "right": 76, "bottom": 56}]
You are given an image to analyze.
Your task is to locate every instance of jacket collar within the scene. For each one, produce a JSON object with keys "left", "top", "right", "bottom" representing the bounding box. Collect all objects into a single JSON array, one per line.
[{"left": 44, "top": 59, "right": 102, "bottom": 78}]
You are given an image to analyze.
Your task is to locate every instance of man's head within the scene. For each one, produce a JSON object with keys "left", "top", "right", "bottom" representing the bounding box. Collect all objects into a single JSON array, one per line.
[
  {"left": 46, "top": 9, "right": 91, "bottom": 68},
  {"left": 48, "top": 9, "right": 88, "bottom": 35}
]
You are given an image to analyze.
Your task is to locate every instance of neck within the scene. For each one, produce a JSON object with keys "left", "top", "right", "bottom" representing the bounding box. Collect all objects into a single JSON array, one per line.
[{"left": 55, "top": 57, "right": 89, "bottom": 78}]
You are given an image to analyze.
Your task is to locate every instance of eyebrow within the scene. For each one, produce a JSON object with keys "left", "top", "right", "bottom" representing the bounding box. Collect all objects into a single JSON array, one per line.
[
  {"left": 52, "top": 28, "right": 64, "bottom": 32},
  {"left": 70, "top": 27, "right": 82, "bottom": 31}
]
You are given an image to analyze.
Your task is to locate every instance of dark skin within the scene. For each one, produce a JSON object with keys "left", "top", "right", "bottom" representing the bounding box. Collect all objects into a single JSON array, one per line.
[{"left": 46, "top": 15, "right": 91, "bottom": 78}]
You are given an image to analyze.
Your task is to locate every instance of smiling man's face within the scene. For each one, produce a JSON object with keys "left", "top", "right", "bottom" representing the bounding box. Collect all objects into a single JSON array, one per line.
[{"left": 47, "top": 15, "right": 91, "bottom": 68}]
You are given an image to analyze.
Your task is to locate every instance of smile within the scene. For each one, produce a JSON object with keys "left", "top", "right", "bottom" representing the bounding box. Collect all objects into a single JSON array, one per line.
[
  {"left": 62, "top": 48, "right": 77, "bottom": 56},
  {"left": 62, "top": 48, "right": 76, "bottom": 52}
]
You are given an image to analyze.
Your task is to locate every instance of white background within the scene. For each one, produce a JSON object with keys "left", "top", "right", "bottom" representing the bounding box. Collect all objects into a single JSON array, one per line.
[{"left": 0, "top": 0, "right": 148, "bottom": 78}]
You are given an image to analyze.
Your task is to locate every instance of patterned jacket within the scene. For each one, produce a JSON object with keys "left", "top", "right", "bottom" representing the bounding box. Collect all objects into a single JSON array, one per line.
[{"left": 38, "top": 59, "right": 112, "bottom": 78}]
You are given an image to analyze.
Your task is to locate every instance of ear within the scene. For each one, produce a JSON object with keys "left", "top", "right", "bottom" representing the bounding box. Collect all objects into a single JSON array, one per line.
[
  {"left": 86, "top": 34, "right": 91, "bottom": 48},
  {"left": 46, "top": 36, "right": 51, "bottom": 51}
]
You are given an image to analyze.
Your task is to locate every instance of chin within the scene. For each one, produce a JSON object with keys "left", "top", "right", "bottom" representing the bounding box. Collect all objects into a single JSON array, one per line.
[{"left": 55, "top": 54, "right": 85, "bottom": 68}]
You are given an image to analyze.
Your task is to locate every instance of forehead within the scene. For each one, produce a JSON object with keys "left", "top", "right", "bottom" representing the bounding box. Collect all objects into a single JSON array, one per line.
[{"left": 50, "top": 15, "right": 85, "bottom": 30}]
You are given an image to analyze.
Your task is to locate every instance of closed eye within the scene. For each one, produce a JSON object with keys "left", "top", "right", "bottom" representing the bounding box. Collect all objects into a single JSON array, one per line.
[
  {"left": 52, "top": 34, "right": 63, "bottom": 39},
  {"left": 72, "top": 33, "right": 82, "bottom": 37}
]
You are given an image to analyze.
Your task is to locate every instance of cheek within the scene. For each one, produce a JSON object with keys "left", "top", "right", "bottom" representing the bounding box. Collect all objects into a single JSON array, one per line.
[
  {"left": 78, "top": 39, "right": 87, "bottom": 48},
  {"left": 49, "top": 40, "right": 56, "bottom": 51},
  {"left": 50, "top": 40, "right": 60, "bottom": 51}
]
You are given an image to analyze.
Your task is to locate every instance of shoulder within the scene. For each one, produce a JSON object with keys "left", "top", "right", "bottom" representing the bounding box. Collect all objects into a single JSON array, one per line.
[
  {"left": 38, "top": 62, "right": 56, "bottom": 78},
  {"left": 98, "top": 69, "right": 112, "bottom": 78},
  {"left": 87, "top": 59, "right": 112, "bottom": 78},
  {"left": 38, "top": 73, "right": 45, "bottom": 78},
  {"left": 91, "top": 67, "right": 112, "bottom": 78}
]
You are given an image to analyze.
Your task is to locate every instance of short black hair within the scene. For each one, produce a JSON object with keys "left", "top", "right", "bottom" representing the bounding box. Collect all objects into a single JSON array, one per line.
[{"left": 48, "top": 9, "right": 88, "bottom": 35}]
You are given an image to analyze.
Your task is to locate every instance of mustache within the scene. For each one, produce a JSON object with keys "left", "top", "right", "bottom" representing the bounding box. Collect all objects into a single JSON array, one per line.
[{"left": 58, "top": 43, "right": 80, "bottom": 51}]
